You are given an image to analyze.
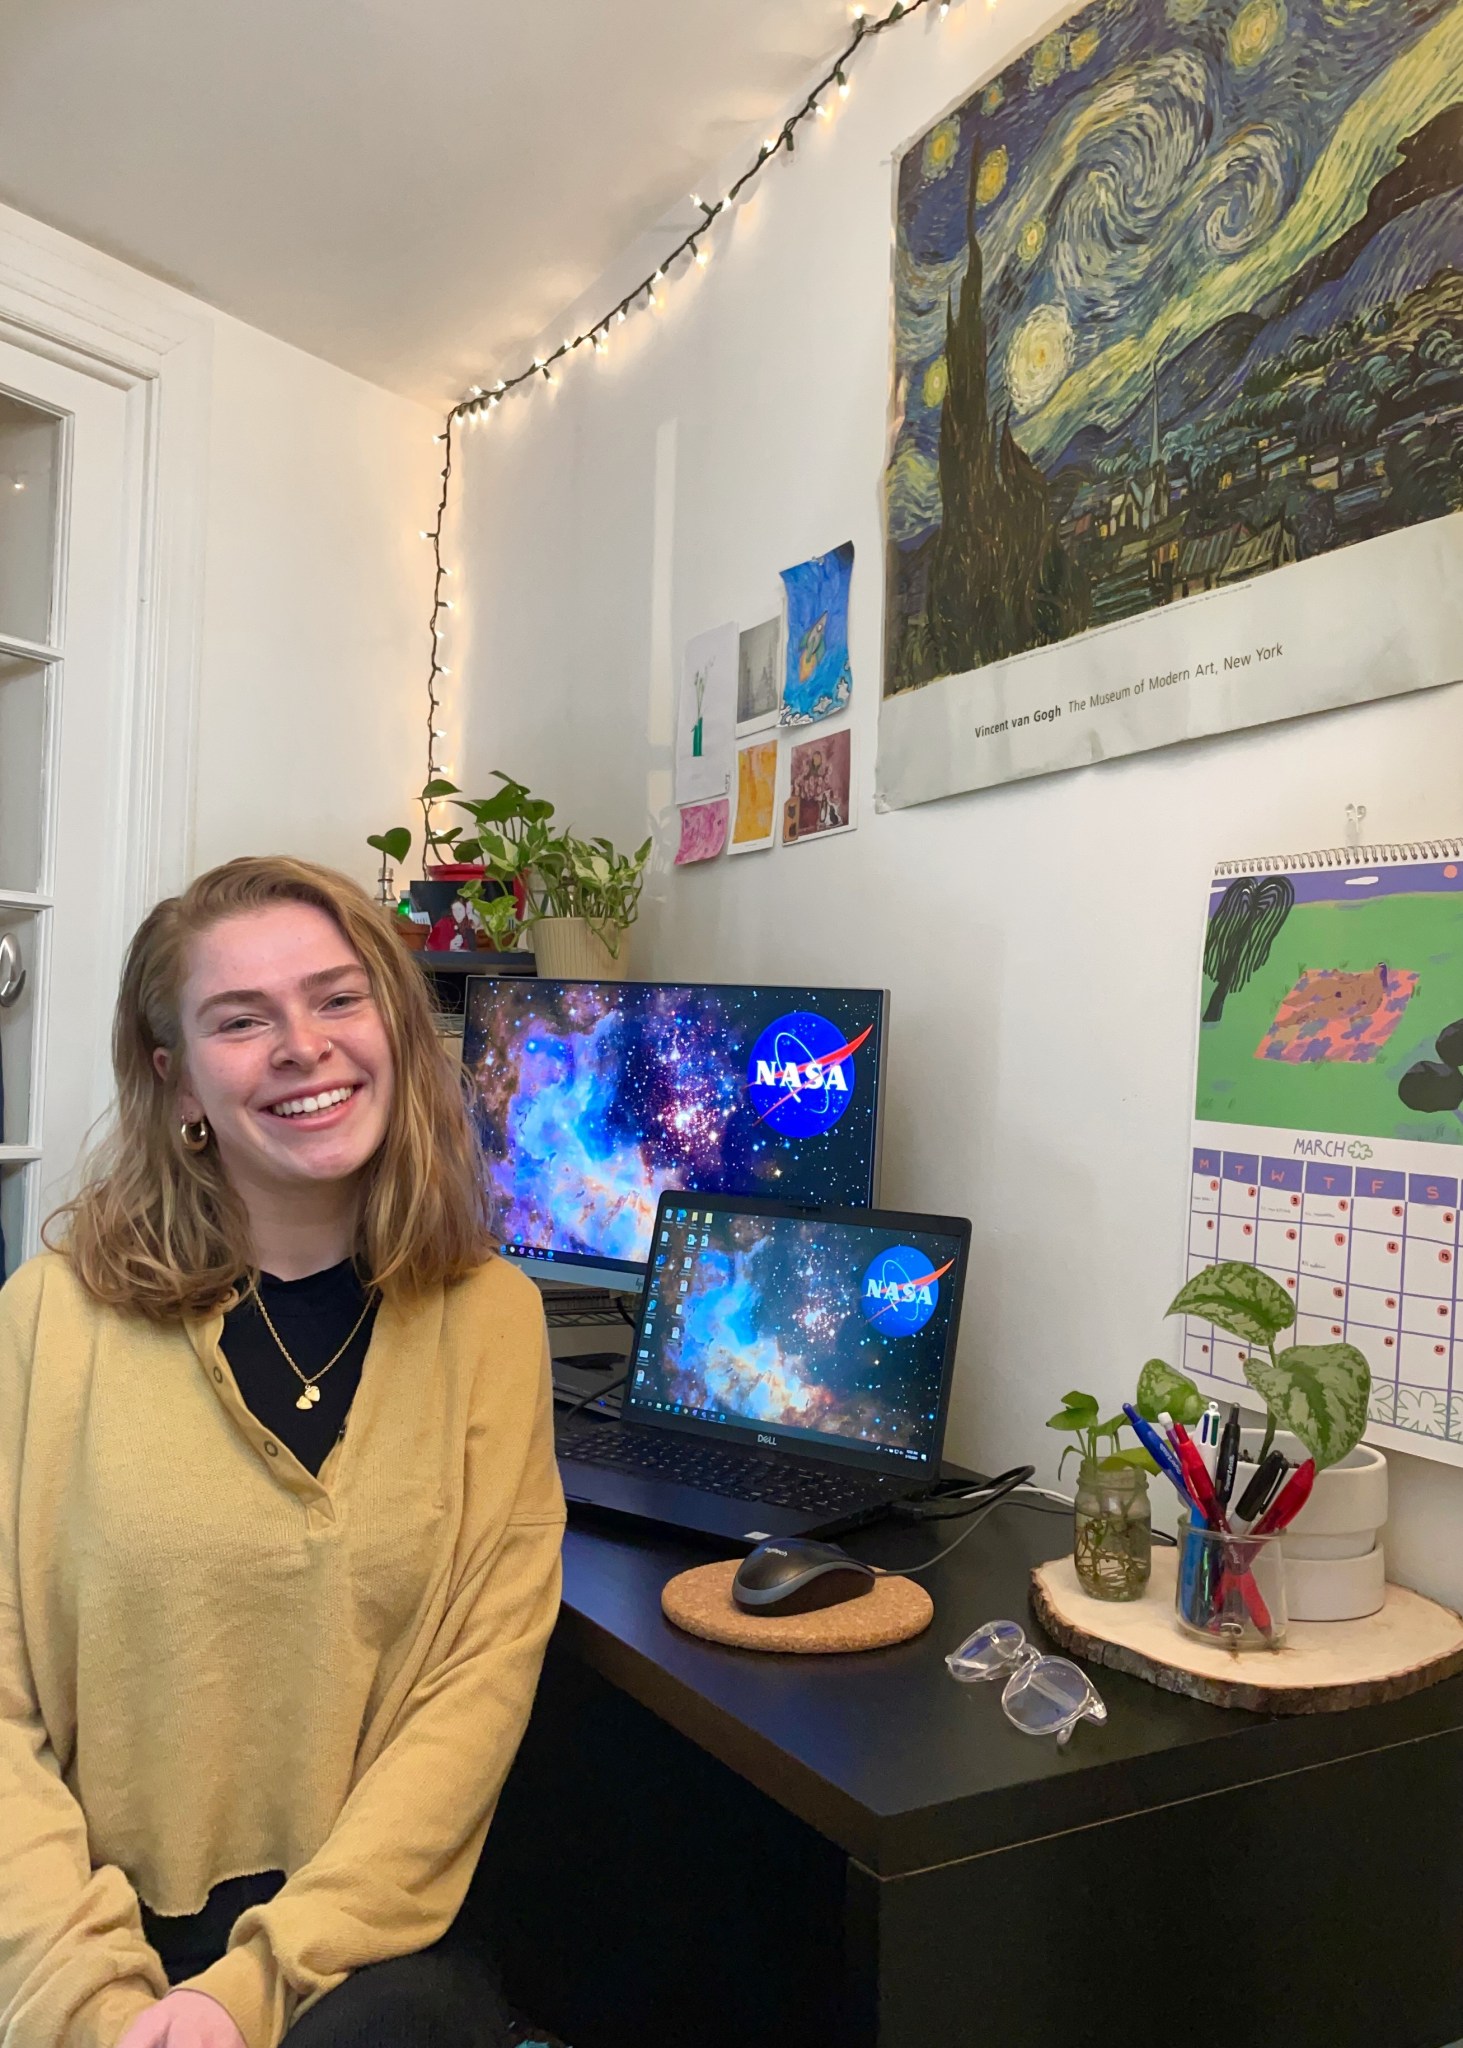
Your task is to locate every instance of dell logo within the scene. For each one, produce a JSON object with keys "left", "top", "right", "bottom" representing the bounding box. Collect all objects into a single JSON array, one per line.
[{"left": 757, "top": 1433, "right": 778, "bottom": 1447}]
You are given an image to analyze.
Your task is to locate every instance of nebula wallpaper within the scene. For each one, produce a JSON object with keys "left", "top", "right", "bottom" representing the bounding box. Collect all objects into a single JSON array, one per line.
[
  {"left": 885, "top": 0, "right": 1463, "bottom": 691},
  {"left": 631, "top": 1211, "right": 962, "bottom": 1461},
  {"left": 463, "top": 980, "right": 886, "bottom": 1277}
]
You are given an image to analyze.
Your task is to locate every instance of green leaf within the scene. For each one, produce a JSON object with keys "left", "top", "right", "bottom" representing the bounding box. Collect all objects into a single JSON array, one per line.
[
  {"left": 422, "top": 777, "right": 459, "bottom": 799},
  {"left": 366, "top": 826, "right": 412, "bottom": 863},
  {"left": 1167, "top": 1263, "right": 1296, "bottom": 1345},
  {"left": 1093, "top": 1414, "right": 1127, "bottom": 1440},
  {"left": 1135, "top": 1358, "right": 1205, "bottom": 1426},
  {"left": 1058, "top": 1390, "right": 1100, "bottom": 1421},
  {"left": 1243, "top": 1343, "right": 1371, "bottom": 1471},
  {"left": 1103, "top": 1446, "right": 1159, "bottom": 1473},
  {"left": 1046, "top": 1409, "right": 1090, "bottom": 1433}
]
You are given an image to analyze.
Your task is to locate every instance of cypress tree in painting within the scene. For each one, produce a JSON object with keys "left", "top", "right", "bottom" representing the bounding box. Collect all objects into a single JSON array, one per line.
[{"left": 925, "top": 155, "right": 1089, "bottom": 675}]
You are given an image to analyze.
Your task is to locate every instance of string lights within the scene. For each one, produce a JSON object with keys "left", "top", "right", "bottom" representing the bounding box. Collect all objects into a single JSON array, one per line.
[{"left": 416, "top": 0, "right": 955, "bottom": 852}]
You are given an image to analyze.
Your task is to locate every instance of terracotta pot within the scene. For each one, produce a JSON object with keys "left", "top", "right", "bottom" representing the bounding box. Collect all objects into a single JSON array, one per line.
[
  {"left": 532, "top": 917, "right": 630, "bottom": 982},
  {"left": 426, "top": 862, "right": 486, "bottom": 883},
  {"left": 395, "top": 922, "right": 429, "bottom": 952}
]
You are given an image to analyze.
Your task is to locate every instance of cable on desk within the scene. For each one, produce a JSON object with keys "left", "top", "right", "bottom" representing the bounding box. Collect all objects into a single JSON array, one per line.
[{"left": 557, "top": 1370, "right": 629, "bottom": 1420}]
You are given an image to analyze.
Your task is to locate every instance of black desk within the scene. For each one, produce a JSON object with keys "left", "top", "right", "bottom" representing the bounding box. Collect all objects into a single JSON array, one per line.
[{"left": 472, "top": 1504, "right": 1463, "bottom": 2048}]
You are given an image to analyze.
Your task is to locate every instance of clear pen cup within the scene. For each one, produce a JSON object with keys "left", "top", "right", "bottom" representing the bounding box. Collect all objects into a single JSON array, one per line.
[{"left": 1175, "top": 1515, "right": 1288, "bottom": 1652}]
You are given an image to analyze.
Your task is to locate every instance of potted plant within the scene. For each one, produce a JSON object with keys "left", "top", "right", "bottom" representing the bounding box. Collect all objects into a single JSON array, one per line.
[
  {"left": 1046, "top": 1393, "right": 1157, "bottom": 1602},
  {"left": 439, "top": 772, "right": 651, "bottom": 980},
  {"left": 1153, "top": 1263, "right": 1383, "bottom": 1620}
]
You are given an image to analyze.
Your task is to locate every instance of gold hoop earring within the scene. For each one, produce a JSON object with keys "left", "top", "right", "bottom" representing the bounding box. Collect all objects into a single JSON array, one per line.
[{"left": 179, "top": 1117, "right": 211, "bottom": 1154}]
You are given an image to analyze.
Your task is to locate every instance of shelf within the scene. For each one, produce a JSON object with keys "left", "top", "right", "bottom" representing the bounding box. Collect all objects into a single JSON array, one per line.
[
  {"left": 0, "top": 1145, "right": 39, "bottom": 1163},
  {"left": 0, "top": 889, "right": 50, "bottom": 912}
]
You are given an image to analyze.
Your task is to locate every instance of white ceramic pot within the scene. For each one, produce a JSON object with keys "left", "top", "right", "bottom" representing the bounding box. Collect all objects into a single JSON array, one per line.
[
  {"left": 1238, "top": 1428, "right": 1388, "bottom": 1621},
  {"left": 532, "top": 916, "right": 631, "bottom": 982}
]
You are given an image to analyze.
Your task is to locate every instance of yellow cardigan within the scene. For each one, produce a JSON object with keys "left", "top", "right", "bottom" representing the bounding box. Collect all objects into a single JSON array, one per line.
[{"left": 0, "top": 1251, "right": 565, "bottom": 2048}]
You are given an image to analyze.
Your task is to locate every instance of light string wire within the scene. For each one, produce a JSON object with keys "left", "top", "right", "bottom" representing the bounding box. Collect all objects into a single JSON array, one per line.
[{"left": 416, "top": 0, "right": 950, "bottom": 860}]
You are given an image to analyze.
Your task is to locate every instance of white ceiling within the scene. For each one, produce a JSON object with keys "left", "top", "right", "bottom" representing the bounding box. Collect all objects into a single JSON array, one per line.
[{"left": 0, "top": 0, "right": 848, "bottom": 407}]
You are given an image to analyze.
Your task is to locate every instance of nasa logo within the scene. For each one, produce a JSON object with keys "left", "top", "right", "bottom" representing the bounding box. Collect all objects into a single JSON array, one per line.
[
  {"left": 859, "top": 1245, "right": 955, "bottom": 1336},
  {"left": 746, "top": 1013, "right": 873, "bottom": 1138}
]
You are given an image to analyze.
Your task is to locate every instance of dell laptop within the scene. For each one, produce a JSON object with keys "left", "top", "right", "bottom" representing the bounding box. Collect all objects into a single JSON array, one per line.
[{"left": 554, "top": 1192, "right": 971, "bottom": 1543}]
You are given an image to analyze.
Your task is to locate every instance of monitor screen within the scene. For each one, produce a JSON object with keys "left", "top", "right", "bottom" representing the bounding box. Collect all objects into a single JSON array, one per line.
[
  {"left": 463, "top": 979, "right": 887, "bottom": 1287},
  {"left": 626, "top": 1197, "right": 968, "bottom": 1472}
]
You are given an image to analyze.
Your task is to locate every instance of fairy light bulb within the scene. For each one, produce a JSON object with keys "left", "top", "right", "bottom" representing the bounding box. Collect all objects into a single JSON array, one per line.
[{"left": 695, "top": 245, "right": 710, "bottom": 266}]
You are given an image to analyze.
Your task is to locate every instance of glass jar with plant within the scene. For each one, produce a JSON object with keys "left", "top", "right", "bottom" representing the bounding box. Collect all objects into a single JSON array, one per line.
[
  {"left": 1046, "top": 1393, "right": 1156, "bottom": 1601},
  {"left": 365, "top": 825, "right": 412, "bottom": 908}
]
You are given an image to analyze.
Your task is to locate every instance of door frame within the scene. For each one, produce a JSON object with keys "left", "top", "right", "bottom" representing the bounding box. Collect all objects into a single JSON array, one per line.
[{"left": 0, "top": 197, "right": 210, "bottom": 922}]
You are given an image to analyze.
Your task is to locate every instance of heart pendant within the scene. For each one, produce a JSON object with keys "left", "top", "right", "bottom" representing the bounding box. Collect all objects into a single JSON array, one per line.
[
  {"left": 296, "top": 1391, "right": 312, "bottom": 1410},
  {"left": 306, "top": 1383, "right": 321, "bottom": 1405}
]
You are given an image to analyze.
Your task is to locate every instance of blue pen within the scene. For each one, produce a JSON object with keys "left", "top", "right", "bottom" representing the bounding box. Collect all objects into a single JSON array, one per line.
[
  {"left": 1123, "top": 1404, "right": 1207, "bottom": 1620},
  {"left": 1122, "top": 1404, "right": 1194, "bottom": 1503}
]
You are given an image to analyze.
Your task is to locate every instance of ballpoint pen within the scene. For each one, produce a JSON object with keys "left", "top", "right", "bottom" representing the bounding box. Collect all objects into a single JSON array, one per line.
[
  {"left": 1215, "top": 1404, "right": 1241, "bottom": 1511},
  {"left": 1198, "top": 1401, "right": 1222, "bottom": 1480},
  {"left": 1121, "top": 1404, "right": 1195, "bottom": 1506}
]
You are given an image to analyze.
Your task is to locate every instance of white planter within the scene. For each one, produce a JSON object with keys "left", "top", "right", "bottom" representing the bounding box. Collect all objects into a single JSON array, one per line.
[
  {"left": 1238, "top": 1428, "right": 1388, "bottom": 1622},
  {"left": 532, "top": 917, "right": 631, "bottom": 982}
]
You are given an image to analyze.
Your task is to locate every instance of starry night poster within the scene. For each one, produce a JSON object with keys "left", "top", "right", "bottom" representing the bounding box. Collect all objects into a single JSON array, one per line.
[{"left": 877, "top": 0, "right": 1463, "bottom": 809}]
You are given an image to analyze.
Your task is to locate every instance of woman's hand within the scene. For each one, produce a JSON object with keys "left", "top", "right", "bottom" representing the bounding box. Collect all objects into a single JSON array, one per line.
[{"left": 115, "top": 1989, "right": 248, "bottom": 2048}]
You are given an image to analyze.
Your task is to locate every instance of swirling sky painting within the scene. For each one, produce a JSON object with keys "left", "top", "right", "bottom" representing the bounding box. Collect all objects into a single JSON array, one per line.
[{"left": 884, "top": 0, "right": 1463, "bottom": 697}]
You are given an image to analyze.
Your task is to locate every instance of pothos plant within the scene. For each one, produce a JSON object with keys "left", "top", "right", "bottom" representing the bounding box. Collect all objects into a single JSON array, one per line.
[
  {"left": 433, "top": 772, "right": 652, "bottom": 958},
  {"left": 1148, "top": 1261, "right": 1371, "bottom": 1471},
  {"left": 1046, "top": 1393, "right": 1158, "bottom": 1479}
]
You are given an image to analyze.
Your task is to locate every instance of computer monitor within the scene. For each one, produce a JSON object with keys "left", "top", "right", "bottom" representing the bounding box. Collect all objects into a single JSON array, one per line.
[
  {"left": 462, "top": 978, "right": 888, "bottom": 1291},
  {"left": 628, "top": 1193, "right": 969, "bottom": 1473}
]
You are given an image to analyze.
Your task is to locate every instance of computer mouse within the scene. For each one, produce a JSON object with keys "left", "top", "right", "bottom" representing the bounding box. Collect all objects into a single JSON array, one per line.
[{"left": 732, "top": 1537, "right": 877, "bottom": 1615}]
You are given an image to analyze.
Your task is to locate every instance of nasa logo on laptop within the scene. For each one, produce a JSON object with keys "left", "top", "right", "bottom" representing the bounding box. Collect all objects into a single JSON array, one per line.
[
  {"left": 860, "top": 1246, "right": 955, "bottom": 1335},
  {"left": 746, "top": 1013, "right": 873, "bottom": 1137}
]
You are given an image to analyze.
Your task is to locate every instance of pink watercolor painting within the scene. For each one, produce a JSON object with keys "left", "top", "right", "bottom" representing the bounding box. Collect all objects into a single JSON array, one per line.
[
  {"left": 1256, "top": 964, "right": 1419, "bottom": 1064},
  {"left": 674, "top": 797, "right": 729, "bottom": 866}
]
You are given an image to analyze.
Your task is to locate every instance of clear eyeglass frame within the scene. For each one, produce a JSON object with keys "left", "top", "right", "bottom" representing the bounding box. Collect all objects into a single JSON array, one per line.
[{"left": 945, "top": 1619, "right": 1108, "bottom": 1746}]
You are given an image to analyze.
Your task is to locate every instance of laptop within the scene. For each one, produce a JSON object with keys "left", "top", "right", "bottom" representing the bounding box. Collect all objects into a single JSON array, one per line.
[{"left": 554, "top": 1192, "right": 971, "bottom": 1543}]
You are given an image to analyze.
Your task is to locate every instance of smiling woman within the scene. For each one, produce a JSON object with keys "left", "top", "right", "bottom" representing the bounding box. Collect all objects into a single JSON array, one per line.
[{"left": 0, "top": 856, "right": 565, "bottom": 2048}]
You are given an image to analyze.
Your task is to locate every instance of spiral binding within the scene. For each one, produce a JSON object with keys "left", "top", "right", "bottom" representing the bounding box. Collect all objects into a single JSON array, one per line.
[{"left": 1214, "top": 839, "right": 1463, "bottom": 875}]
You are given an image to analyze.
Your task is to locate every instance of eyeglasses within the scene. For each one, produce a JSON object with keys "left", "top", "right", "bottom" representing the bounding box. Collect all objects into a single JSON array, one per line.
[{"left": 944, "top": 1620, "right": 1107, "bottom": 1745}]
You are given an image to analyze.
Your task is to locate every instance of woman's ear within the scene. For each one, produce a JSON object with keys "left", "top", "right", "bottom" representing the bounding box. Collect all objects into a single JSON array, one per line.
[{"left": 154, "top": 1046, "right": 203, "bottom": 1124}]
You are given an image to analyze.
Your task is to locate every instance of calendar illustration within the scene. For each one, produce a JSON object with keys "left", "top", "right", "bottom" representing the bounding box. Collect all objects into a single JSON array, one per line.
[{"left": 1183, "top": 841, "right": 1463, "bottom": 1468}]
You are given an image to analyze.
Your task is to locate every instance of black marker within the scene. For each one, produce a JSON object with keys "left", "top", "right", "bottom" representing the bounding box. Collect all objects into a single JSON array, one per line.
[{"left": 1233, "top": 1447, "right": 1288, "bottom": 1530}]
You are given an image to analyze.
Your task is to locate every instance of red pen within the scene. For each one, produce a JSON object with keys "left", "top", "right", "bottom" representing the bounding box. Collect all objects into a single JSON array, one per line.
[
  {"left": 1167, "top": 1414, "right": 1277, "bottom": 1638},
  {"left": 1251, "top": 1459, "right": 1316, "bottom": 1537}
]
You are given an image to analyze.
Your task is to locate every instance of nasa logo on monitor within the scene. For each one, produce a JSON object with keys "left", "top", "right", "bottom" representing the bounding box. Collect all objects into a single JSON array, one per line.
[
  {"left": 746, "top": 1012, "right": 871, "bottom": 1138},
  {"left": 860, "top": 1245, "right": 954, "bottom": 1335}
]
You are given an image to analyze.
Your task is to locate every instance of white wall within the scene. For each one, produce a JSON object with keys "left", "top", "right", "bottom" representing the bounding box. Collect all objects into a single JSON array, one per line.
[
  {"left": 192, "top": 315, "right": 440, "bottom": 882},
  {"left": 454, "top": 0, "right": 1463, "bottom": 1605}
]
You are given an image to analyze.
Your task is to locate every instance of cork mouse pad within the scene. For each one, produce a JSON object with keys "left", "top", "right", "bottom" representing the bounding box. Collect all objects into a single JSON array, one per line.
[{"left": 662, "top": 1559, "right": 933, "bottom": 1654}]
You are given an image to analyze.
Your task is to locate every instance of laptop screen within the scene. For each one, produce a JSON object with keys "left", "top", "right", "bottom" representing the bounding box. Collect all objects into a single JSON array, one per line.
[{"left": 625, "top": 1197, "right": 969, "bottom": 1474}]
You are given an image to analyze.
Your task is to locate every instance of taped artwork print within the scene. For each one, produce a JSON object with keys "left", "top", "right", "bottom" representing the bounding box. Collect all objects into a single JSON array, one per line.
[{"left": 878, "top": 0, "right": 1463, "bottom": 807}]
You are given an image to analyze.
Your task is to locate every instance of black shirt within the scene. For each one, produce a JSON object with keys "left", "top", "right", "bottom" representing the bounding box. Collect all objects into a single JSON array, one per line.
[
  {"left": 219, "top": 1259, "right": 379, "bottom": 1477},
  {"left": 142, "top": 1261, "right": 380, "bottom": 1977}
]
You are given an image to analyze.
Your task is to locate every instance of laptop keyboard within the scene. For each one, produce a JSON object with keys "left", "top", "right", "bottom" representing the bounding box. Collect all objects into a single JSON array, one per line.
[{"left": 555, "top": 1413, "right": 912, "bottom": 1515}]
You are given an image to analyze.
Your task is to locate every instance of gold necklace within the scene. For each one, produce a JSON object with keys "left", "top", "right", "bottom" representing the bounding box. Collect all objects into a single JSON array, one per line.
[{"left": 247, "top": 1280, "right": 377, "bottom": 1410}]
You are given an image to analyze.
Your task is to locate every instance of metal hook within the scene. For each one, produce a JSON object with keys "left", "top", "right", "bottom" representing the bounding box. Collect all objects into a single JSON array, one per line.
[{"left": 0, "top": 933, "right": 26, "bottom": 1009}]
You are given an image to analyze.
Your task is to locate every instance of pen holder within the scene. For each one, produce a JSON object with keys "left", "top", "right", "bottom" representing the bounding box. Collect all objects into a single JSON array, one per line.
[{"left": 1175, "top": 1516, "right": 1288, "bottom": 1652}]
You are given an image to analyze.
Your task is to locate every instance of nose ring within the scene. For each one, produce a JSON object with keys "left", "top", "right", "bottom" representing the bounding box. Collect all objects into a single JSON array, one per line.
[{"left": 322, "top": 1039, "right": 334, "bottom": 1057}]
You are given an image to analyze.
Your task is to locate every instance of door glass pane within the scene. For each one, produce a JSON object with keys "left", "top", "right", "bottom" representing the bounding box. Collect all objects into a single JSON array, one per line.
[
  {"left": 0, "top": 392, "right": 62, "bottom": 645},
  {"left": 0, "top": 906, "right": 37, "bottom": 1146},
  {"left": 0, "top": 655, "right": 49, "bottom": 892},
  {"left": 1, "top": 1160, "right": 28, "bottom": 1278}
]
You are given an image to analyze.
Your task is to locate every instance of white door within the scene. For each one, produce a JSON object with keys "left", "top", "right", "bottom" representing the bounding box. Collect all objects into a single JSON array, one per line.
[{"left": 0, "top": 335, "right": 137, "bottom": 1274}]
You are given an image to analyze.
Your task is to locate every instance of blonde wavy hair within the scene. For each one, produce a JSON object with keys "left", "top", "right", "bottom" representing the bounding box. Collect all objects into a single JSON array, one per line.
[{"left": 50, "top": 856, "right": 494, "bottom": 1319}]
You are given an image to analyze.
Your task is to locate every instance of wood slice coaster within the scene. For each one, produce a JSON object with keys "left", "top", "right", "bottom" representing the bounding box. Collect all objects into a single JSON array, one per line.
[
  {"left": 1031, "top": 1553, "right": 1463, "bottom": 1715},
  {"left": 662, "top": 1559, "right": 933, "bottom": 1654}
]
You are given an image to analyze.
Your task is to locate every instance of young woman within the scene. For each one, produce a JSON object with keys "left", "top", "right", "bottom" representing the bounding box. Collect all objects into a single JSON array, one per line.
[{"left": 0, "top": 857, "right": 565, "bottom": 2048}]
